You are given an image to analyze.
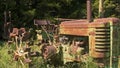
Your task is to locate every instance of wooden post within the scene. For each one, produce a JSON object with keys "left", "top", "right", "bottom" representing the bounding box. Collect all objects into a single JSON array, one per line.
[
  {"left": 118, "top": 56, "right": 120, "bottom": 68},
  {"left": 110, "top": 22, "right": 113, "bottom": 68},
  {"left": 99, "top": 0, "right": 104, "bottom": 18},
  {"left": 3, "top": 11, "right": 7, "bottom": 39}
]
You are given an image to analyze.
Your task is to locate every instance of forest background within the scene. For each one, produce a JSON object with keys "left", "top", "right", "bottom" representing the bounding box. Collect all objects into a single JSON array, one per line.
[{"left": 0, "top": 0, "right": 120, "bottom": 39}]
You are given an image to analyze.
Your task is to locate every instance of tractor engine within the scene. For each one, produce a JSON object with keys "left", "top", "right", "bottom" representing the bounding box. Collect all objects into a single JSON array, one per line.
[{"left": 59, "top": 18, "right": 120, "bottom": 66}]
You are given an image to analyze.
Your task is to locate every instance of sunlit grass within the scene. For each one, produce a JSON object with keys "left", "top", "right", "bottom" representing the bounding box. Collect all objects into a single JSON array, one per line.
[
  {"left": 0, "top": 42, "right": 28, "bottom": 68},
  {"left": 0, "top": 42, "right": 99, "bottom": 68}
]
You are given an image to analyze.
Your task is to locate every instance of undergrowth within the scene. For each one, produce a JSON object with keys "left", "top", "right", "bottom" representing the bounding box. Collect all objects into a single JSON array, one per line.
[{"left": 0, "top": 42, "right": 98, "bottom": 68}]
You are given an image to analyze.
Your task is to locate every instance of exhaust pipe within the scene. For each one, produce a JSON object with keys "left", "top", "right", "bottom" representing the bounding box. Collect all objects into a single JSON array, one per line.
[{"left": 87, "top": 0, "right": 92, "bottom": 22}]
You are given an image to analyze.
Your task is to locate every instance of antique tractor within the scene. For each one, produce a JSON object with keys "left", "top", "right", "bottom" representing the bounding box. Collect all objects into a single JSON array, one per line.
[
  {"left": 34, "top": 18, "right": 120, "bottom": 67},
  {"left": 33, "top": 0, "right": 120, "bottom": 68},
  {"left": 59, "top": 0, "right": 120, "bottom": 67},
  {"left": 60, "top": 17, "right": 120, "bottom": 67}
]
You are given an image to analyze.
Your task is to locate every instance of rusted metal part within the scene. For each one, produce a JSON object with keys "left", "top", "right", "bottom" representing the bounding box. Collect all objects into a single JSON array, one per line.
[
  {"left": 69, "top": 41, "right": 84, "bottom": 55},
  {"left": 60, "top": 22, "right": 105, "bottom": 36},
  {"left": 34, "top": 19, "right": 51, "bottom": 25},
  {"left": 60, "top": 27, "right": 89, "bottom": 36},
  {"left": 94, "top": 18, "right": 120, "bottom": 23},
  {"left": 97, "top": 63, "right": 105, "bottom": 68},
  {"left": 62, "top": 40, "right": 85, "bottom": 63},
  {"left": 34, "top": 19, "right": 58, "bottom": 36},
  {"left": 87, "top": 0, "right": 92, "bottom": 22},
  {"left": 55, "top": 18, "right": 79, "bottom": 21},
  {"left": 9, "top": 28, "right": 19, "bottom": 38},
  {"left": 60, "top": 18, "right": 120, "bottom": 36},
  {"left": 13, "top": 48, "right": 32, "bottom": 63},
  {"left": 41, "top": 44, "right": 57, "bottom": 59},
  {"left": 18, "top": 28, "right": 26, "bottom": 35},
  {"left": 60, "top": 18, "right": 120, "bottom": 59},
  {"left": 10, "top": 28, "right": 26, "bottom": 38},
  {"left": 60, "top": 19, "right": 87, "bottom": 24},
  {"left": 29, "top": 51, "right": 40, "bottom": 57},
  {"left": 60, "top": 20, "right": 89, "bottom": 36},
  {"left": 9, "top": 28, "right": 31, "bottom": 42}
]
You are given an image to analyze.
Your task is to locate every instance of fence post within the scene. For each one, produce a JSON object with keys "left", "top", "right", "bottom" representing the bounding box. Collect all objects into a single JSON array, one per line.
[{"left": 110, "top": 22, "right": 113, "bottom": 68}]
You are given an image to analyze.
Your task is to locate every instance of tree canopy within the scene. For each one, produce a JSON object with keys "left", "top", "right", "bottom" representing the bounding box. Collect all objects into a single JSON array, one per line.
[{"left": 0, "top": 0, "right": 119, "bottom": 28}]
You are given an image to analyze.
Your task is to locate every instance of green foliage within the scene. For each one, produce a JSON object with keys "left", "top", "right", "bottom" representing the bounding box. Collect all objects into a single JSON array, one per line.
[
  {"left": 92, "top": 0, "right": 120, "bottom": 18},
  {"left": 0, "top": 42, "right": 99, "bottom": 68},
  {"left": 0, "top": 43, "right": 21, "bottom": 68},
  {"left": 0, "top": 0, "right": 119, "bottom": 30}
]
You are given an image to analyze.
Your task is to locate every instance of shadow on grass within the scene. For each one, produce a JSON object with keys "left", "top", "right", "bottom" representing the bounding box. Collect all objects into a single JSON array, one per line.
[{"left": 0, "top": 41, "right": 5, "bottom": 47}]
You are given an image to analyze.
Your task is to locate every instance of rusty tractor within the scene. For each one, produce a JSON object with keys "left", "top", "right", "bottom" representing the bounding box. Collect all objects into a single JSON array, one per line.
[
  {"left": 34, "top": 0, "right": 120, "bottom": 68},
  {"left": 4, "top": 0, "right": 120, "bottom": 68}
]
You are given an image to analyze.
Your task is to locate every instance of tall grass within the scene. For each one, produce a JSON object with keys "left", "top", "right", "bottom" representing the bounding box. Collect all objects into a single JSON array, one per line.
[
  {"left": 0, "top": 42, "right": 99, "bottom": 68},
  {"left": 0, "top": 43, "right": 17, "bottom": 68},
  {"left": 0, "top": 42, "right": 28, "bottom": 68}
]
